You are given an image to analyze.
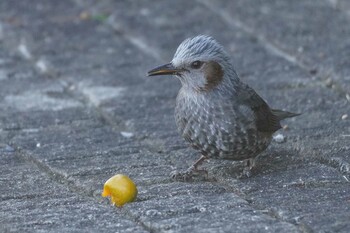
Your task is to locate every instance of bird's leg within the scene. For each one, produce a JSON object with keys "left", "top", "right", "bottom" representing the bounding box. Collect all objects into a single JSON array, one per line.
[
  {"left": 241, "top": 158, "right": 256, "bottom": 178},
  {"left": 171, "top": 155, "right": 208, "bottom": 181},
  {"left": 186, "top": 155, "right": 208, "bottom": 174}
]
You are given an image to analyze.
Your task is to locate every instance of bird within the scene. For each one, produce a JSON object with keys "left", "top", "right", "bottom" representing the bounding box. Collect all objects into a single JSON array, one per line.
[{"left": 148, "top": 35, "right": 300, "bottom": 180}]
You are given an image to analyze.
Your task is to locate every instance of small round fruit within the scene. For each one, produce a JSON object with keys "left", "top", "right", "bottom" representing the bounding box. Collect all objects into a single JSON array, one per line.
[{"left": 102, "top": 174, "right": 138, "bottom": 207}]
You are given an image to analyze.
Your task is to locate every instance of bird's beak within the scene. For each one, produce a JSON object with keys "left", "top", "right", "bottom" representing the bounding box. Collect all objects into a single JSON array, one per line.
[{"left": 147, "top": 63, "right": 181, "bottom": 76}]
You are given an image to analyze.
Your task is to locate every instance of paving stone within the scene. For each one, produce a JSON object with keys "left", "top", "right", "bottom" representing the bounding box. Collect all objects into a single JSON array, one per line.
[
  {"left": 1, "top": 0, "right": 350, "bottom": 232},
  {"left": 201, "top": 0, "right": 350, "bottom": 92},
  {"left": 125, "top": 183, "right": 298, "bottom": 233},
  {"left": 0, "top": 150, "right": 146, "bottom": 233}
]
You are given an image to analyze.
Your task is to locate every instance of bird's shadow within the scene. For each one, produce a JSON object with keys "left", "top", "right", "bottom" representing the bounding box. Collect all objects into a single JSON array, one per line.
[{"left": 207, "top": 145, "right": 305, "bottom": 180}]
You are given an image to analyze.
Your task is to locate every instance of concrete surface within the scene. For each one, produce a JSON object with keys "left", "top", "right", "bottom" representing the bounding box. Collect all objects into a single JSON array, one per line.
[{"left": 1, "top": 0, "right": 349, "bottom": 232}]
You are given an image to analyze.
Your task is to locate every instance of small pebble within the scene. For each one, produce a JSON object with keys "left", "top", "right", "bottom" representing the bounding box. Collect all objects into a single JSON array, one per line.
[
  {"left": 318, "top": 52, "right": 325, "bottom": 58},
  {"left": 0, "top": 144, "right": 15, "bottom": 152},
  {"left": 309, "top": 68, "right": 318, "bottom": 75},
  {"left": 5, "top": 145, "right": 15, "bottom": 152},
  {"left": 121, "top": 131, "right": 134, "bottom": 138},
  {"left": 325, "top": 78, "right": 333, "bottom": 87},
  {"left": 342, "top": 114, "right": 348, "bottom": 120},
  {"left": 69, "top": 85, "right": 76, "bottom": 91},
  {"left": 79, "top": 11, "right": 90, "bottom": 20},
  {"left": 346, "top": 94, "right": 350, "bottom": 102},
  {"left": 18, "top": 43, "right": 32, "bottom": 59},
  {"left": 273, "top": 134, "right": 285, "bottom": 143},
  {"left": 35, "top": 59, "right": 48, "bottom": 73}
]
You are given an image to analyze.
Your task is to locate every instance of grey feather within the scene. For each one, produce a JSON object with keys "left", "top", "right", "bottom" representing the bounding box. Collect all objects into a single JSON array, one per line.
[{"left": 150, "top": 35, "right": 300, "bottom": 164}]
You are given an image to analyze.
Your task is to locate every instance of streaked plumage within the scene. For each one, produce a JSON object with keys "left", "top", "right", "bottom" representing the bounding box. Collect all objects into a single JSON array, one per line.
[{"left": 148, "top": 35, "right": 300, "bottom": 179}]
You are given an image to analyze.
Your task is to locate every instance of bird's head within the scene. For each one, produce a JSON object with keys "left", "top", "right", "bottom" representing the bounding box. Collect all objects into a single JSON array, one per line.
[{"left": 148, "top": 35, "right": 237, "bottom": 93}]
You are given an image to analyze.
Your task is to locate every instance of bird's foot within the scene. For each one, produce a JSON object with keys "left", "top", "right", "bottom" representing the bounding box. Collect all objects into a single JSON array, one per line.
[
  {"left": 240, "top": 166, "right": 253, "bottom": 178},
  {"left": 170, "top": 169, "right": 194, "bottom": 182},
  {"left": 239, "top": 158, "right": 256, "bottom": 179},
  {"left": 170, "top": 155, "right": 208, "bottom": 182},
  {"left": 170, "top": 166, "right": 208, "bottom": 182}
]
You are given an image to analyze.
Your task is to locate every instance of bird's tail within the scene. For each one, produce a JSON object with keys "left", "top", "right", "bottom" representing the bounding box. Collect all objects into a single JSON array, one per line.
[{"left": 271, "top": 109, "right": 301, "bottom": 121}]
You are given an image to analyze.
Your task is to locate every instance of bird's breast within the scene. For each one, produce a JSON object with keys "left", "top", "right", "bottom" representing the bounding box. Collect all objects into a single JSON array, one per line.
[{"left": 175, "top": 92, "right": 271, "bottom": 160}]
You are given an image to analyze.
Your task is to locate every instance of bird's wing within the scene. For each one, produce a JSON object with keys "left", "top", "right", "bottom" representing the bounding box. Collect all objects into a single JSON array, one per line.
[{"left": 237, "top": 83, "right": 281, "bottom": 132}]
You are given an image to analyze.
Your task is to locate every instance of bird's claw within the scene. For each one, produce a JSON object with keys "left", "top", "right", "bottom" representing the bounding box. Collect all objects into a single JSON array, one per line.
[
  {"left": 170, "top": 167, "right": 208, "bottom": 182},
  {"left": 239, "top": 166, "right": 253, "bottom": 179},
  {"left": 170, "top": 170, "right": 194, "bottom": 182},
  {"left": 238, "top": 158, "right": 256, "bottom": 179}
]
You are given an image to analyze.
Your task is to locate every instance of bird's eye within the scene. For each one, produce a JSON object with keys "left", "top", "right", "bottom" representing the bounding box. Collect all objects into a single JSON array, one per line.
[{"left": 190, "top": 60, "right": 203, "bottom": 69}]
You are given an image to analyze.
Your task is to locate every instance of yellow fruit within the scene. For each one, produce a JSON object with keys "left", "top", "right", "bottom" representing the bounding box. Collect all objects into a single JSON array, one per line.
[{"left": 102, "top": 174, "right": 138, "bottom": 207}]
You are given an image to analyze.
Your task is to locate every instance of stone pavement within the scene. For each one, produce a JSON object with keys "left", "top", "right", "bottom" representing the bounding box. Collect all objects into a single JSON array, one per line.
[{"left": 1, "top": 0, "right": 349, "bottom": 232}]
